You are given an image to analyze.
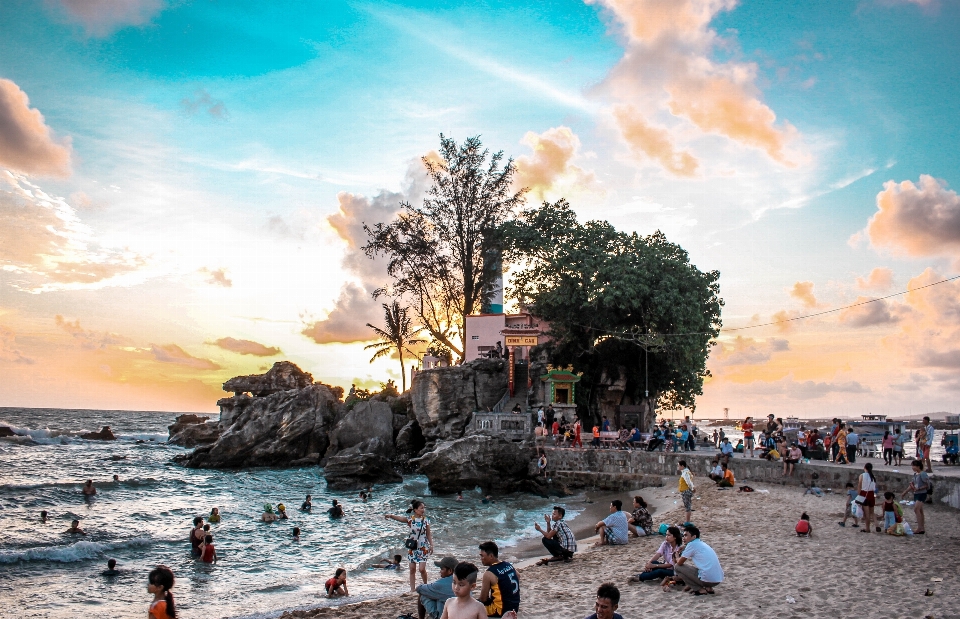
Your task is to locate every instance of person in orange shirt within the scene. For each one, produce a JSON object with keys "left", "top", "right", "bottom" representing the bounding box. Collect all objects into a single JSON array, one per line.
[
  {"left": 592, "top": 425, "right": 601, "bottom": 448},
  {"left": 147, "top": 565, "right": 176, "bottom": 618},
  {"left": 572, "top": 419, "right": 583, "bottom": 449}
]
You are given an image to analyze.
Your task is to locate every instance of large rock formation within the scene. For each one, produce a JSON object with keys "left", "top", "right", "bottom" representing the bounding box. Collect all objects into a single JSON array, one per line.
[
  {"left": 323, "top": 437, "right": 402, "bottom": 490},
  {"left": 222, "top": 361, "right": 314, "bottom": 397},
  {"left": 167, "top": 414, "right": 221, "bottom": 447},
  {"left": 410, "top": 358, "right": 508, "bottom": 442},
  {"left": 413, "top": 434, "right": 536, "bottom": 493},
  {"left": 0, "top": 426, "right": 15, "bottom": 438},
  {"left": 326, "top": 401, "right": 395, "bottom": 458}
]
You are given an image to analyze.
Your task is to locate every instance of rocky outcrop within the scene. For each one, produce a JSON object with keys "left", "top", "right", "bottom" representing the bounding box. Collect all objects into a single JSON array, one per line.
[
  {"left": 410, "top": 358, "right": 508, "bottom": 442},
  {"left": 413, "top": 434, "right": 536, "bottom": 494},
  {"left": 167, "top": 414, "right": 221, "bottom": 447},
  {"left": 324, "top": 438, "right": 402, "bottom": 490},
  {"left": 326, "top": 401, "right": 395, "bottom": 458},
  {"left": 0, "top": 426, "right": 15, "bottom": 438},
  {"left": 395, "top": 420, "right": 425, "bottom": 456},
  {"left": 80, "top": 426, "right": 117, "bottom": 441},
  {"left": 223, "top": 361, "right": 314, "bottom": 397},
  {"left": 178, "top": 382, "right": 340, "bottom": 468}
]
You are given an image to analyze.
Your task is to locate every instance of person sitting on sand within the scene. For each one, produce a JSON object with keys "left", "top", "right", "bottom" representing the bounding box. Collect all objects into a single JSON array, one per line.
[
  {"left": 374, "top": 554, "right": 403, "bottom": 570},
  {"left": 102, "top": 558, "right": 120, "bottom": 576},
  {"left": 583, "top": 583, "right": 622, "bottom": 619},
  {"left": 478, "top": 541, "right": 520, "bottom": 618},
  {"left": 301, "top": 495, "right": 312, "bottom": 512},
  {"left": 65, "top": 519, "right": 86, "bottom": 535},
  {"left": 594, "top": 500, "right": 629, "bottom": 546},
  {"left": 208, "top": 507, "right": 221, "bottom": 523},
  {"left": 417, "top": 556, "right": 457, "bottom": 619},
  {"left": 325, "top": 568, "right": 349, "bottom": 597},
  {"left": 534, "top": 506, "right": 577, "bottom": 563},
  {"left": 708, "top": 459, "right": 723, "bottom": 483},
  {"left": 261, "top": 504, "right": 278, "bottom": 523},
  {"left": 328, "top": 499, "right": 344, "bottom": 518},
  {"left": 627, "top": 496, "right": 653, "bottom": 537},
  {"left": 630, "top": 526, "right": 681, "bottom": 583},
  {"left": 441, "top": 562, "right": 491, "bottom": 619},
  {"left": 671, "top": 525, "right": 723, "bottom": 595},
  {"left": 82, "top": 480, "right": 96, "bottom": 496},
  {"left": 795, "top": 513, "right": 813, "bottom": 537},
  {"left": 277, "top": 503, "right": 289, "bottom": 520},
  {"left": 717, "top": 463, "right": 735, "bottom": 488}
]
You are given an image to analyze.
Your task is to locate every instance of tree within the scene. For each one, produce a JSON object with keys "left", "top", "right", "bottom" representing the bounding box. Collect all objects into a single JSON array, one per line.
[
  {"left": 501, "top": 200, "right": 723, "bottom": 422},
  {"left": 363, "top": 135, "right": 527, "bottom": 362},
  {"left": 364, "top": 301, "right": 426, "bottom": 392}
]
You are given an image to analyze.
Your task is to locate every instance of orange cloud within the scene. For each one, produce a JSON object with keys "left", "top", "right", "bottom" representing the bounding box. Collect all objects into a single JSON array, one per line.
[
  {"left": 710, "top": 335, "right": 789, "bottom": 367},
  {"left": 55, "top": 315, "right": 131, "bottom": 349},
  {"left": 199, "top": 267, "right": 232, "bottom": 287},
  {"left": 301, "top": 283, "right": 379, "bottom": 344},
  {"left": 48, "top": 0, "right": 167, "bottom": 36},
  {"left": 856, "top": 267, "right": 893, "bottom": 291},
  {"left": 838, "top": 297, "right": 901, "bottom": 328},
  {"left": 0, "top": 79, "right": 72, "bottom": 177},
  {"left": 516, "top": 126, "right": 599, "bottom": 197},
  {"left": 789, "top": 281, "right": 817, "bottom": 308},
  {"left": 0, "top": 324, "right": 34, "bottom": 364},
  {"left": 612, "top": 106, "right": 698, "bottom": 176},
  {"left": 211, "top": 337, "right": 281, "bottom": 357},
  {"left": 864, "top": 175, "right": 960, "bottom": 257},
  {"left": 771, "top": 310, "right": 794, "bottom": 333},
  {"left": 150, "top": 344, "right": 220, "bottom": 370}
]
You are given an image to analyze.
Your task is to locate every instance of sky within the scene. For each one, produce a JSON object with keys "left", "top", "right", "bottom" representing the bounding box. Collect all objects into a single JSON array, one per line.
[{"left": 1, "top": 0, "right": 959, "bottom": 417}]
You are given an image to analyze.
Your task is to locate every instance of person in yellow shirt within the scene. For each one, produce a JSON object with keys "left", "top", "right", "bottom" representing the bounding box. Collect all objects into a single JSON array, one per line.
[{"left": 677, "top": 461, "right": 695, "bottom": 522}]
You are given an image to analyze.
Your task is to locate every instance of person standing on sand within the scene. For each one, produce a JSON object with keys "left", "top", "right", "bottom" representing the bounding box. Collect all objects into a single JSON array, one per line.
[
  {"left": 742, "top": 417, "right": 755, "bottom": 457},
  {"left": 678, "top": 460, "right": 695, "bottom": 523},
  {"left": 922, "top": 416, "right": 935, "bottom": 472},
  {"left": 673, "top": 525, "right": 723, "bottom": 595},
  {"left": 857, "top": 463, "right": 879, "bottom": 533},
  {"left": 901, "top": 459, "right": 929, "bottom": 534},
  {"left": 386, "top": 500, "right": 434, "bottom": 592}
]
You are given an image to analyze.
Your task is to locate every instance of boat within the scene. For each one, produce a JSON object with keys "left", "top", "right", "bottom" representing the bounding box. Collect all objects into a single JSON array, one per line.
[{"left": 845, "top": 414, "right": 908, "bottom": 457}]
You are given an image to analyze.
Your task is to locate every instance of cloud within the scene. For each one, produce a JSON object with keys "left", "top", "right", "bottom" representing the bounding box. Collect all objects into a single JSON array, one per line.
[
  {"left": 0, "top": 79, "right": 72, "bottom": 177},
  {"left": 591, "top": 0, "right": 799, "bottom": 168},
  {"left": 149, "top": 344, "right": 220, "bottom": 370},
  {"left": 301, "top": 283, "right": 380, "bottom": 344},
  {"left": 838, "top": 297, "right": 901, "bottom": 327},
  {"left": 856, "top": 267, "right": 893, "bottom": 291},
  {"left": 0, "top": 172, "right": 146, "bottom": 292},
  {"left": 327, "top": 189, "right": 402, "bottom": 280},
  {"left": 0, "top": 325, "right": 34, "bottom": 364},
  {"left": 612, "top": 106, "right": 698, "bottom": 176},
  {"left": 199, "top": 267, "right": 232, "bottom": 287},
  {"left": 48, "top": 0, "right": 167, "bottom": 36},
  {"left": 55, "top": 315, "right": 131, "bottom": 349},
  {"left": 917, "top": 349, "right": 960, "bottom": 369},
  {"left": 788, "top": 379, "right": 870, "bottom": 399},
  {"left": 181, "top": 89, "right": 227, "bottom": 119},
  {"left": 771, "top": 310, "right": 796, "bottom": 333},
  {"left": 515, "top": 126, "right": 600, "bottom": 198},
  {"left": 711, "top": 336, "right": 789, "bottom": 366},
  {"left": 210, "top": 337, "right": 281, "bottom": 357},
  {"left": 864, "top": 175, "right": 960, "bottom": 257},
  {"left": 789, "top": 281, "right": 817, "bottom": 308}
]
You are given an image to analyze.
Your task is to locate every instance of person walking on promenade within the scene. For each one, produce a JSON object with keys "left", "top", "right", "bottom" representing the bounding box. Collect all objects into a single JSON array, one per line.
[
  {"left": 835, "top": 424, "right": 849, "bottom": 464},
  {"left": 893, "top": 428, "right": 906, "bottom": 466},
  {"left": 922, "top": 416, "right": 935, "bottom": 472},
  {"left": 742, "top": 417, "right": 755, "bottom": 457}
]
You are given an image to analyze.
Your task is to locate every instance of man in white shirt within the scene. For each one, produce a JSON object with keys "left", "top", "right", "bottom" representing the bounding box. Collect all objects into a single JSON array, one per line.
[
  {"left": 923, "top": 416, "right": 936, "bottom": 472},
  {"left": 674, "top": 525, "right": 723, "bottom": 595},
  {"left": 594, "top": 500, "right": 629, "bottom": 546}
]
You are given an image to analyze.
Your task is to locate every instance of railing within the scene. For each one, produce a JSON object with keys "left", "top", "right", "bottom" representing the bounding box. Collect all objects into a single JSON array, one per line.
[{"left": 491, "top": 389, "right": 510, "bottom": 413}]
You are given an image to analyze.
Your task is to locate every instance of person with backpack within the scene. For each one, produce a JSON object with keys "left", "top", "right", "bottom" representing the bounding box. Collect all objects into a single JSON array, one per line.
[{"left": 901, "top": 460, "right": 930, "bottom": 534}]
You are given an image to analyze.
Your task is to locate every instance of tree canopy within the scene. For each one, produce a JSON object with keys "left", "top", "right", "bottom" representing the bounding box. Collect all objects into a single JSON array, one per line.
[
  {"left": 363, "top": 135, "right": 526, "bottom": 361},
  {"left": 364, "top": 301, "right": 425, "bottom": 392},
  {"left": 501, "top": 200, "right": 723, "bottom": 413}
]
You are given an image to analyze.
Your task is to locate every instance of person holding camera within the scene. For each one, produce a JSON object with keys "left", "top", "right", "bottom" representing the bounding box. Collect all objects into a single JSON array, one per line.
[{"left": 386, "top": 499, "right": 434, "bottom": 592}]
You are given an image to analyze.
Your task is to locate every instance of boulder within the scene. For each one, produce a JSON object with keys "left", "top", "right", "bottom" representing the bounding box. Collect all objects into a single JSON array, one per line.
[
  {"left": 290, "top": 453, "right": 321, "bottom": 467},
  {"left": 412, "top": 434, "right": 536, "bottom": 494},
  {"left": 222, "top": 361, "right": 314, "bottom": 397},
  {"left": 0, "top": 426, "right": 15, "bottom": 438},
  {"left": 178, "top": 382, "right": 340, "bottom": 468},
  {"left": 410, "top": 358, "right": 508, "bottom": 442},
  {"left": 323, "top": 438, "right": 402, "bottom": 490},
  {"left": 80, "top": 426, "right": 117, "bottom": 441},
  {"left": 395, "top": 420, "right": 425, "bottom": 456},
  {"left": 327, "top": 400, "right": 395, "bottom": 458},
  {"left": 168, "top": 414, "right": 221, "bottom": 447}
]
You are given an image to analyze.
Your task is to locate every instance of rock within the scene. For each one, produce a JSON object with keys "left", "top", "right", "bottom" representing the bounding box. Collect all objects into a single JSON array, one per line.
[
  {"left": 168, "top": 414, "right": 221, "bottom": 447},
  {"left": 413, "top": 434, "right": 536, "bottom": 494},
  {"left": 395, "top": 420, "right": 425, "bottom": 456},
  {"left": 410, "top": 358, "right": 508, "bottom": 442},
  {"left": 0, "top": 426, "right": 15, "bottom": 437},
  {"left": 179, "top": 383, "right": 340, "bottom": 468},
  {"left": 290, "top": 453, "right": 321, "bottom": 467},
  {"left": 324, "top": 438, "right": 402, "bottom": 490},
  {"left": 327, "top": 401, "right": 395, "bottom": 458},
  {"left": 80, "top": 426, "right": 117, "bottom": 441},
  {"left": 222, "top": 361, "right": 314, "bottom": 397}
]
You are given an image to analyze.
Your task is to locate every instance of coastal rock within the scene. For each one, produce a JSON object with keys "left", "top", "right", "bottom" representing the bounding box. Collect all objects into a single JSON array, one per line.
[
  {"left": 290, "top": 453, "right": 321, "bottom": 467},
  {"left": 0, "top": 426, "right": 15, "bottom": 437},
  {"left": 327, "top": 401, "right": 395, "bottom": 458},
  {"left": 395, "top": 420, "right": 425, "bottom": 456},
  {"left": 80, "top": 426, "right": 117, "bottom": 441},
  {"left": 323, "top": 437, "right": 402, "bottom": 490},
  {"left": 223, "top": 361, "right": 314, "bottom": 397},
  {"left": 410, "top": 358, "right": 508, "bottom": 442},
  {"left": 167, "top": 414, "right": 221, "bottom": 447},
  {"left": 412, "top": 434, "right": 536, "bottom": 494},
  {"left": 180, "top": 382, "right": 340, "bottom": 468}
]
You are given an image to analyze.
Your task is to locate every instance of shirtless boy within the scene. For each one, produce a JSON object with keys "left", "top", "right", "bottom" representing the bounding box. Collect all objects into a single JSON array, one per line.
[{"left": 441, "top": 563, "right": 502, "bottom": 619}]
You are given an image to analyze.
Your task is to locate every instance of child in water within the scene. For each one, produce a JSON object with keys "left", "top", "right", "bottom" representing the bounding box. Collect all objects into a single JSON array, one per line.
[
  {"left": 208, "top": 507, "right": 221, "bottom": 523},
  {"left": 102, "top": 558, "right": 120, "bottom": 576},
  {"left": 292, "top": 527, "right": 301, "bottom": 541},
  {"left": 795, "top": 512, "right": 813, "bottom": 537},
  {"left": 200, "top": 534, "right": 217, "bottom": 563},
  {"left": 277, "top": 504, "right": 289, "bottom": 520},
  {"left": 325, "top": 568, "right": 349, "bottom": 597},
  {"left": 147, "top": 565, "right": 177, "bottom": 618},
  {"left": 301, "top": 495, "right": 312, "bottom": 512},
  {"left": 372, "top": 554, "right": 402, "bottom": 569},
  {"left": 65, "top": 519, "right": 86, "bottom": 535}
]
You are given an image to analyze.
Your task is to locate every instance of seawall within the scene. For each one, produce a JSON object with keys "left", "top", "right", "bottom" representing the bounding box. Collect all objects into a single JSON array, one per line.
[{"left": 539, "top": 446, "right": 960, "bottom": 509}]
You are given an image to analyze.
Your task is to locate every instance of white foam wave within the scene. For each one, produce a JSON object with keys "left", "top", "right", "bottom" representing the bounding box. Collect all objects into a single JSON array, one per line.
[{"left": 0, "top": 536, "right": 154, "bottom": 564}]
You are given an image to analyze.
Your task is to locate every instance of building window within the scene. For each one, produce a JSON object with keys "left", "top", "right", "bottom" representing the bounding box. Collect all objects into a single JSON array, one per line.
[{"left": 471, "top": 335, "right": 479, "bottom": 340}]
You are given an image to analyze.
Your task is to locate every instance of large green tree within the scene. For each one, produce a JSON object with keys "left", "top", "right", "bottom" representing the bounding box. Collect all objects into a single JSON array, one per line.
[
  {"left": 363, "top": 135, "right": 526, "bottom": 361},
  {"left": 501, "top": 200, "right": 723, "bottom": 419}
]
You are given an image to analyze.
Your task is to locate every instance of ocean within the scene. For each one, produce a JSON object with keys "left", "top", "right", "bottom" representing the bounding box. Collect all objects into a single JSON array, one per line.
[{"left": 0, "top": 407, "right": 571, "bottom": 619}]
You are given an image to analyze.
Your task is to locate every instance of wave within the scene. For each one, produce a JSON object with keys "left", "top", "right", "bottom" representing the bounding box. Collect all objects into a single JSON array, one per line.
[
  {"left": 0, "top": 536, "right": 154, "bottom": 564},
  {"left": 0, "top": 477, "right": 169, "bottom": 492},
  {"left": 0, "top": 422, "right": 168, "bottom": 445}
]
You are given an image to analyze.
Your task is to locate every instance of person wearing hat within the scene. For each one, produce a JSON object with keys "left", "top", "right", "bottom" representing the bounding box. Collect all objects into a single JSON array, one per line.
[
  {"left": 261, "top": 504, "right": 278, "bottom": 523},
  {"left": 277, "top": 503, "right": 289, "bottom": 519},
  {"left": 416, "top": 555, "right": 458, "bottom": 619}
]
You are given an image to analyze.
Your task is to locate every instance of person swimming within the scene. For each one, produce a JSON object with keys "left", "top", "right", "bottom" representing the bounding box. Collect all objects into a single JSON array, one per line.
[
  {"left": 102, "top": 558, "right": 120, "bottom": 576},
  {"left": 328, "top": 500, "right": 344, "bottom": 518},
  {"left": 292, "top": 527, "right": 301, "bottom": 541},
  {"left": 262, "top": 504, "right": 278, "bottom": 523},
  {"left": 208, "top": 507, "right": 221, "bottom": 523},
  {"left": 301, "top": 495, "right": 312, "bottom": 512},
  {"left": 65, "top": 519, "right": 86, "bottom": 535},
  {"left": 40, "top": 510, "right": 48, "bottom": 523},
  {"left": 277, "top": 504, "right": 289, "bottom": 520},
  {"left": 372, "top": 554, "right": 403, "bottom": 569},
  {"left": 82, "top": 480, "right": 96, "bottom": 496}
]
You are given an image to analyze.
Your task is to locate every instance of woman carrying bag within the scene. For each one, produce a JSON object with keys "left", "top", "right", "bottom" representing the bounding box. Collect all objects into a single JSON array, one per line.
[
  {"left": 856, "top": 463, "right": 879, "bottom": 533},
  {"left": 385, "top": 499, "right": 434, "bottom": 591}
]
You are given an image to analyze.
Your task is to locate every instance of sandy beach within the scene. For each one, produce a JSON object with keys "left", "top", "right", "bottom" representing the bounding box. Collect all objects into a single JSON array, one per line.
[{"left": 280, "top": 478, "right": 960, "bottom": 619}]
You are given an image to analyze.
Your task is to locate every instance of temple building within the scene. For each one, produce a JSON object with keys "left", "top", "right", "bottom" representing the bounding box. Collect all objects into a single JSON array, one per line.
[{"left": 463, "top": 309, "right": 550, "bottom": 397}]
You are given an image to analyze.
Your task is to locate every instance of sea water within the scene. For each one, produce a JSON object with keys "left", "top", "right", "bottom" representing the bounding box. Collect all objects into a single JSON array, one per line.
[{"left": 0, "top": 408, "right": 570, "bottom": 619}]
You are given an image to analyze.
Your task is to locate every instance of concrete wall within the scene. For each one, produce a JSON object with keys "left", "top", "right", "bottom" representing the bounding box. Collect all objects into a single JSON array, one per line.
[{"left": 540, "top": 446, "right": 960, "bottom": 509}]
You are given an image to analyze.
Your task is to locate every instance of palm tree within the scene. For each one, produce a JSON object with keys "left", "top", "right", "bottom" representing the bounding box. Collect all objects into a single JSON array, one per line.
[{"left": 365, "top": 301, "right": 425, "bottom": 392}]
